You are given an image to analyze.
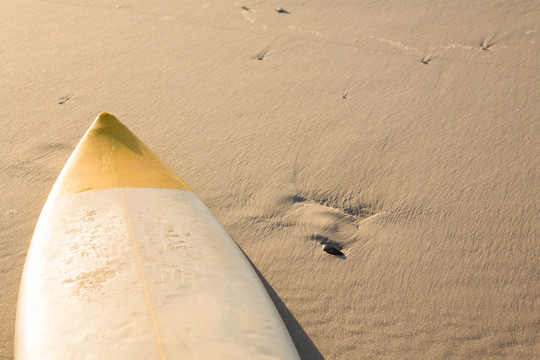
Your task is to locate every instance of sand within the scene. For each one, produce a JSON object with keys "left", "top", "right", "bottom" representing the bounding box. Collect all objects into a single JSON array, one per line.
[{"left": 1, "top": 0, "right": 539, "bottom": 358}]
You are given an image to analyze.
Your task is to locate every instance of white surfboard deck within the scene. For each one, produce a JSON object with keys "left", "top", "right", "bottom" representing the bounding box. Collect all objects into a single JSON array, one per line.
[{"left": 15, "top": 113, "right": 300, "bottom": 359}]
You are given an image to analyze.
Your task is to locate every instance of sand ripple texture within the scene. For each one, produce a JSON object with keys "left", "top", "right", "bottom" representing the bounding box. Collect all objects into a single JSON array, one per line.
[{"left": 1, "top": 0, "right": 539, "bottom": 359}]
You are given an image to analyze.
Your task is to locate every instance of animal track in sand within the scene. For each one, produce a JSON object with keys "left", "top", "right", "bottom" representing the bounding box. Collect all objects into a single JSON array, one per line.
[
  {"left": 287, "top": 25, "right": 321, "bottom": 37},
  {"left": 378, "top": 37, "right": 419, "bottom": 52}
]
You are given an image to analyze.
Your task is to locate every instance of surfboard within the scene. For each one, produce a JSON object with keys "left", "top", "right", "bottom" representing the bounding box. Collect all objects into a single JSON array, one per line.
[{"left": 15, "top": 113, "right": 300, "bottom": 359}]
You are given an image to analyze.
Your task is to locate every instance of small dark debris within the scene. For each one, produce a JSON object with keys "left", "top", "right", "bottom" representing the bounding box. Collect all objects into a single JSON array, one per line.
[
  {"left": 242, "top": 6, "right": 250, "bottom": 11},
  {"left": 58, "top": 96, "right": 70, "bottom": 104},
  {"left": 275, "top": 8, "right": 289, "bottom": 14},
  {"left": 420, "top": 58, "right": 430, "bottom": 65},
  {"left": 322, "top": 243, "right": 344, "bottom": 256},
  {"left": 253, "top": 50, "right": 268, "bottom": 60},
  {"left": 480, "top": 42, "right": 493, "bottom": 51}
]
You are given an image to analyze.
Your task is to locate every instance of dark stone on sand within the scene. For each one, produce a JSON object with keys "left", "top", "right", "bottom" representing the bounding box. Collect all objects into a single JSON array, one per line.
[{"left": 322, "top": 243, "right": 344, "bottom": 256}]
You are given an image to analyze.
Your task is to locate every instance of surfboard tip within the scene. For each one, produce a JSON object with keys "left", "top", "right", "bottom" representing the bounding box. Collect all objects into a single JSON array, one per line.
[
  {"left": 52, "top": 113, "right": 193, "bottom": 195},
  {"left": 91, "top": 112, "right": 122, "bottom": 129}
]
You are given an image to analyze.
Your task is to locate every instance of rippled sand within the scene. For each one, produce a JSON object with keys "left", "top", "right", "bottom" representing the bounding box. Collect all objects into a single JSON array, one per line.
[{"left": 1, "top": 1, "right": 538, "bottom": 358}]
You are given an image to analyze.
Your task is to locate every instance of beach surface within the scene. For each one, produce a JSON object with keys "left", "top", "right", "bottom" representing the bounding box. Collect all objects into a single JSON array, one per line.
[{"left": 1, "top": 0, "right": 539, "bottom": 358}]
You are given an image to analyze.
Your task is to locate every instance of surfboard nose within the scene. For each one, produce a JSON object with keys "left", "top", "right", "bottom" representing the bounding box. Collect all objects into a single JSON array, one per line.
[
  {"left": 52, "top": 113, "right": 193, "bottom": 196},
  {"left": 93, "top": 112, "right": 122, "bottom": 128}
]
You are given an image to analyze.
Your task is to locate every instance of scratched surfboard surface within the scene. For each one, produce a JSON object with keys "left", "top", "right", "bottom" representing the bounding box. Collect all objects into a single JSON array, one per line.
[{"left": 15, "top": 113, "right": 299, "bottom": 360}]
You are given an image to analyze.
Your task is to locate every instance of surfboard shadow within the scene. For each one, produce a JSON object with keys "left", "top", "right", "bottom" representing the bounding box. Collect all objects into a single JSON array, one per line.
[{"left": 243, "top": 254, "right": 325, "bottom": 360}]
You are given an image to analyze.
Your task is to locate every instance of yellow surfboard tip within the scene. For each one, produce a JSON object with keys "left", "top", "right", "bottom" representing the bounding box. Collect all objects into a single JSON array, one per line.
[
  {"left": 53, "top": 113, "right": 193, "bottom": 195},
  {"left": 92, "top": 112, "right": 121, "bottom": 129}
]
